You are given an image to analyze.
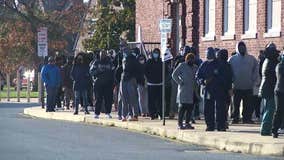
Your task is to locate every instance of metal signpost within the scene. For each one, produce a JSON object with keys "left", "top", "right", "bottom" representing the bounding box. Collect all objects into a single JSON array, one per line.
[
  {"left": 37, "top": 27, "right": 48, "bottom": 108},
  {"left": 159, "top": 19, "right": 173, "bottom": 126}
]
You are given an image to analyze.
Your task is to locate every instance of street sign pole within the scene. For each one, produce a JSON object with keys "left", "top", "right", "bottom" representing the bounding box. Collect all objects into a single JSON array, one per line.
[
  {"left": 159, "top": 19, "right": 173, "bottom": 126},
  {"left": 162, "top": 57, "right": 166, "bottom": 126},
  {"left": 37, "top": 27, "right": 48, "bottom": 109}
]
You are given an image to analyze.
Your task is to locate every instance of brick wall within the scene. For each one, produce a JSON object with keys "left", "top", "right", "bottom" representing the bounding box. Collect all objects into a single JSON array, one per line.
[
  {"left": 136, "top": 0, "right": 284, "bottom": 59},
  {"left": 197, "top": 0, "right": 284, "bottom": 59},
  {"left": 135, "top": 0, "right": 164, "bottom": 43}
]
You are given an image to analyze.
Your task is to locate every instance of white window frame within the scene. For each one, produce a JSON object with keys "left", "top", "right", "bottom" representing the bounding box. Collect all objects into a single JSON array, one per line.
[
  {"left": 264, "top": 0, "right": 281, "bottom": 38},
  {"left": 222, "top": 0, "right": 235, "bottom": 40},
  {"left": 242, "top": 0, "right": 258, "bottom": 39},
  {"left": 202, "top": 0, "right": 216, "bottom": 41}
]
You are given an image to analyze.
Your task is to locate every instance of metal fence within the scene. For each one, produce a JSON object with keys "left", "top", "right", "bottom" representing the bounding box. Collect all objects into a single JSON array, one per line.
[{"left": 127, "top": 42, "right": 160, "bottom": 59}]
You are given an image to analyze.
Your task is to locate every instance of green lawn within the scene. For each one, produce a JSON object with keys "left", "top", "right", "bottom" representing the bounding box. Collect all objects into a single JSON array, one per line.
[{"left": 0, "top": 87, "right": 39, "bottom": 98}]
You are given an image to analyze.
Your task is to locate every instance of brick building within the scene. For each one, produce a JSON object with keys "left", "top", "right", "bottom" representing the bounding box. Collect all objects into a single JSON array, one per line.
[{"left": 136, "top": 0, "right": 284, "bottom": 58}]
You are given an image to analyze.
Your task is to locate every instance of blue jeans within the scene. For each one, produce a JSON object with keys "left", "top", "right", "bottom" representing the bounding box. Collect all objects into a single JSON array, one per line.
[
  {"left": 46, "top": 86, "right": 58, "bottom": 111},
  {"left": 120, "top": 78, "right": 139, "bottom": 118},
  {"left": 74, "top": 90, "right": 88, "bottom": 113}
]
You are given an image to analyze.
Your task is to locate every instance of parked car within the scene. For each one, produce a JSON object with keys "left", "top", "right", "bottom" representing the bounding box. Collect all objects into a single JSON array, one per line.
[{"left": 13, "top": 78, "right": 33, "bottom": 91}]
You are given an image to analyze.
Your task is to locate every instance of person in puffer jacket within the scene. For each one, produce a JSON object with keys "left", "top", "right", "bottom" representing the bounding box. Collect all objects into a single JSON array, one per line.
[
  {"left": 259, "top": 43, "right": 280, "bottom": 136},
  {"left": 90, "top": 50, "right": 114, "bottom": 119},
  {"left": 196, "top": 47, "right": 229, "bottom": 131}
]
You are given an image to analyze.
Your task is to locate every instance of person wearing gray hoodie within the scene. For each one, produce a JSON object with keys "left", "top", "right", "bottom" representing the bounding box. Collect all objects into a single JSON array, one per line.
[{"left": 228, "top": 41, "right": 259, "bottom": 124}]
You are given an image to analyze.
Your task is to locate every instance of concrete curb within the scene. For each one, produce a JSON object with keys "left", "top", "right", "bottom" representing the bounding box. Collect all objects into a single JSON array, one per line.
[{"left": 24, "top": 107, "right": 284, "bottom": 157}]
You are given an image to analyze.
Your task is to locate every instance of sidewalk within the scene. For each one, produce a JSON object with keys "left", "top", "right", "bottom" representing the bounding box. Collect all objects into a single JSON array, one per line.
[{"left": 24, "top": 107, "right": 284, "bottom": 157}]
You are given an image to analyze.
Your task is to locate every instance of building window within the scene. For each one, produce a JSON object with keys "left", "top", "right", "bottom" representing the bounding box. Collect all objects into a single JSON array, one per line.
[
  {"left": 203, "top": 0, "right": 215, "bottom": 41},
  {"left": 242, "top": 0, "right": 257, "bottom": 39},
  {"left": 264, "top": 0, "right": 281, "bottom": 37},
  {"left": 222, "top": 0, "right": 235, "bottom": 40}
]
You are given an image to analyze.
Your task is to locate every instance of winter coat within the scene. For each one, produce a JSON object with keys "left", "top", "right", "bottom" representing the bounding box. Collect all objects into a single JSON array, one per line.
[
  {"left": 89, "top": 57, "right": 114, "bottom": 87},
  {"left": 121, "top": 54, "right": 140, "bottom": 82},
  {"left": 196, "top": 60, "right": 220, "bottom": 99},
  {"left": 259, "top": 55, "right": 279, "bottom": 98},
  {"left": 172, "top": 62, "right": 198, "bottom": 104},
  {"left": 41, "top": 64, "right": 61, "bottom": 88},
  {"left": 275, "top": 62, "right": 284, "bottom": 93},
  {"left": 71, "top": 64, "right": 91, "bottom": 91},
  {"left": 145, "top": 58, "right": 162, "bottom": 84},
  {"left": 228, "top": 42, "right": 259, "bottom": 90},
  {"left": 62, "top": 63, "right": 73, "bottom": 89},
  {"left": 216, "top": 60, "right": 233, "bottom": 93}
]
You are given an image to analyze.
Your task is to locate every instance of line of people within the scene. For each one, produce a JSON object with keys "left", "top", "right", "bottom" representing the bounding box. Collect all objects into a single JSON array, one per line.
[{"left": 40, "top": 40, "right": 284, "bottom": 138}]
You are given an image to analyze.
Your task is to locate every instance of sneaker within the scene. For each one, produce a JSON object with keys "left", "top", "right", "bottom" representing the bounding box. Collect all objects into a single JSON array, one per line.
[
  {"left": 178, "top": 125, "right": 186, "bottom": 130},
  {"left": 94, "top": 114, "right": 99, "bottom": 119},
  {"left": 128, "top": 116, "right": 138, "bottom": 121},
  {"left": 73, "top": 112, "right": 78, "bottom": 115},
  {"left": 231, "top": 119, "right": 239, "bottom": 124},
  {"left": 278, "top": 128, "right": 284, "bottom": 134},
  {"left": 217, "top": 128, "right": 226, "bottom": 132},
  {"left": 121, "top": 118, "right": 127, "bottom": 122},
  {"left": 184, "top": 124, "right": 195, "bottom": 130},
  {"left": 205, "top": 127, "right": 214, "bottom": 131},
  {"left": 118, "top": 116, "right": 122, "bottom": 120},
  {"left": 85, "top": 111, "right": 90, "bottom": 115},
  {"left": 105, "top": 114, "right": 112, "bottom": 119},
  {"left": 243, "top": 119, "right": 255, "bottom": 124}
]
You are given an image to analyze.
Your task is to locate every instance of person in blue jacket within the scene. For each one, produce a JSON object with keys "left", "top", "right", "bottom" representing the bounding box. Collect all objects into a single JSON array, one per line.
[
  {"left": 71, "top": 52, "right": 91, "bottom": 115},
  {"left": 41, "top": 56, "right": 61, "bottom": 112},
  {"left": 196, "top": 47, "right": 230, "bottom": 131}
]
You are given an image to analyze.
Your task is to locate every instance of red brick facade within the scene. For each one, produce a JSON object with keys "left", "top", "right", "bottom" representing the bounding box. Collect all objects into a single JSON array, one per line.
[
  {"left": 136, "top": 0, "right": 284, "bottom": 58},
  {"left": 135, "top": 0, "right": 164, "bottom": 43}
]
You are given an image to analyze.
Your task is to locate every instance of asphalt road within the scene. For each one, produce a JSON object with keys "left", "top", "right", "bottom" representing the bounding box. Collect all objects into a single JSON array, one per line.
[{"left": 0, "top": 102, "right": 281, "bottom": 160}]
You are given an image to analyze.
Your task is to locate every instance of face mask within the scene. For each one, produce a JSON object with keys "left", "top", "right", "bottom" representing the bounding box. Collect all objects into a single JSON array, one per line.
[
  {"left": 131, "top": 52, "right": 136, "bottom": 57},
  {"left": 78, "top": 57, "right": 83, "bottom": 63},
  {"left": 153, "top": 53, "right": 159, "bottom": 59},
  {"left": 207, "top": 59, "right": 214, "bottom": 62},
  {"left": 187, "top": 60, "right": 194, "bottom": 66},
  {"left": 139, "top": 60, "right": 145, "bottom": 64}
]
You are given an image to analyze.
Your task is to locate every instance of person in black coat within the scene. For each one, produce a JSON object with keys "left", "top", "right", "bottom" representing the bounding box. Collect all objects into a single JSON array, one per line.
[
  {"left": 120, "top": 49, "right": 140, "bottom": 121},
  {"left": 90, "top": 50, "right": 114, "bottom": 119},
  {"left": 62, "top": 56, "right": 74, "bottom": 110},
  {"left": 137, "top": 54, "right": 148, "bottom": 116},
  {"left": 216, "top": 49, "right": 233, "bottom": 129},
  {"left": 259, "top": 43, "right": 280, "bottom": 136},
  {"left": 272, "top": 53, "right": 284, "bottom": 138},
  {"left": 71, "top": 53, "right": 91, "bottom": 115},
  {"left": 145, "top": 48, "right": 163, "bottom": 120}
]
